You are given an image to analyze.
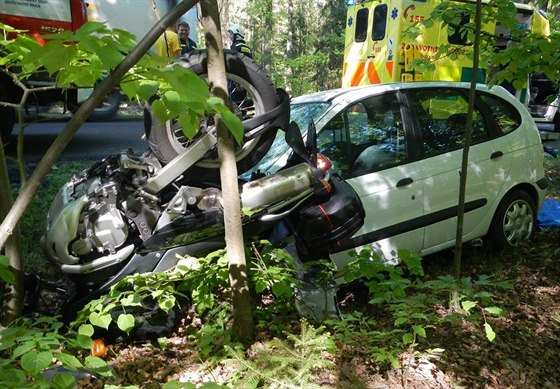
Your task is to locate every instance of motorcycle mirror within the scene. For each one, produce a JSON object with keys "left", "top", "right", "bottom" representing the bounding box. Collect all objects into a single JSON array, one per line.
[
  {"left": 306, "top": 118, "right": 318, "bottom": 167},
  {"left": 285, "top": 120, "right": 310, "bottom": 164}
]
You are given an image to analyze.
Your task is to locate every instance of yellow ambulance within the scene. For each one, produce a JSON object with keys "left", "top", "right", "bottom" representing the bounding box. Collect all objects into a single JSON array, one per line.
[{"left": 342, "top": 0, "right": 550, "bottom": 100}]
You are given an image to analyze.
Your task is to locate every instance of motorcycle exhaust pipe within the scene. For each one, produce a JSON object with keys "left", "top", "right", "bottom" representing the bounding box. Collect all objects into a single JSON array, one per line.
[{"left": 240, "top": 163, "right": 316, "bottom": 210}]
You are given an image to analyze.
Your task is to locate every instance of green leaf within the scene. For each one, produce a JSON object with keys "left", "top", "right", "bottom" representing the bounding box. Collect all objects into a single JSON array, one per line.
[
  {"left": 484, "top": 323, "right": 496, "bottom": 342},
  {"left": 0, "top": 368, "right": 26, "bottom": 385},
  {"left": 96, "top": 45, "right": 125, "bottom": 69},
  {"left": 121, "top": 294, "right": 143, "bottom": 307},
  {"left": 56, "top": 352, "right": 84, "bottom": 370},
  {"left": 117, "top": 314, "right": 136, "bottom": 334},
  {"left": 151, "top": 99, "right": 170, "bottom": 123},
  {"left": 0, "top": 255, "right": 15, "bottom": 284},
  {"left": 76, "top": 334, "right": 94, "bottom": 350},
  {"left": 394, "top": 317, "right": 408, "bottom": 326},
  {"left": 159, "top": 295, "right": 176, "bottom": 312},
  {"left": 177, "top": 110, "right": 200, "bottom": 140},
  {"left": 52, "top": 372, "right": 76, "bottom": 389},
  {"left": 412, "top": 325, "right": 426, "bottom": 338},
  {"left": 84, "top": 356, "right": 114, "bottom": 378},
  {"left": 78, "top": 324, "right": 94, "bottom": 337},
  {"left": 11, "top": 342, "right": 36, "bottom": 359},
  {"left": 220, "top": 109, "right": 244, "bottom": 144},
  {"left": 484, "top": 306, "right": 505, "bottom": 316},
  {"left": 21, "top": 350, "right": 53, "bottom": 375},
  {"left": 402, "top": 333, "right": 414, "bottom": 345},
  {"left": 461, "top": 300, "right": 477, "bottom": 313}
]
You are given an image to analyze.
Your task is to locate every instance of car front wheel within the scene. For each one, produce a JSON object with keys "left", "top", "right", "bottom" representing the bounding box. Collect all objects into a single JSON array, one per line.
[{"left": 487, "top": 190, "right": 536, "bottom": 251}]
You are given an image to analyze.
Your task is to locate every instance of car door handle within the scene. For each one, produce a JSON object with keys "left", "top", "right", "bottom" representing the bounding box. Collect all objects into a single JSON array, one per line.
[
  {"left": 396, "top": 177, "right": 413, "bottom": 187},
  {"left": 490, "top": 151, "right": 503, "bottom": 159}
]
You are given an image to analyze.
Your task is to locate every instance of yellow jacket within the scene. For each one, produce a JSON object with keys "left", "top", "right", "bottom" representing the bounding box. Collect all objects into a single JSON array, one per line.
[{"left": 155, "top": 31, "right": 181, "bottom": 58}]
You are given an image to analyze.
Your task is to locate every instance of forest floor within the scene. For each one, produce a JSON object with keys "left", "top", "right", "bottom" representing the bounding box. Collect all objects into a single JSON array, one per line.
[
  {"left": 91, "top": 229, "right": 559, "bottom": 389},
  {"left": 95, "top": 144, "right": 560, "bottom": 389}
]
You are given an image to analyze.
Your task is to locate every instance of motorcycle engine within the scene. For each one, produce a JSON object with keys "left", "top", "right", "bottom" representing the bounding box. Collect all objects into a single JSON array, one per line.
[{"left": 42, "top": 151, "right": 165, "bottom": 275}]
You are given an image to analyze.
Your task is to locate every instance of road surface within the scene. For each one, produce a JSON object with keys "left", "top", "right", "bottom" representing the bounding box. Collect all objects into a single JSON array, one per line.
[{"left": 4, "top": 117, "right": 149, "bottom": 162}]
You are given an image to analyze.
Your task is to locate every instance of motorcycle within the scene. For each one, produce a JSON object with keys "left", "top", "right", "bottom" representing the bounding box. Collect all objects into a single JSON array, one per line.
[{"left": 40, "top": 51, "right": 366, "bottom": 323}]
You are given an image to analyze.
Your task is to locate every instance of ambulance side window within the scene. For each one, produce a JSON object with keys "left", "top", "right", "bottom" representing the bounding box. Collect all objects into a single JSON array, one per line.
[
  {"left": 355, "top": 8, "right": 369, "bottom": 42},
  {"left": 372, "top": 4, "right": 388, "bottom": 41}
]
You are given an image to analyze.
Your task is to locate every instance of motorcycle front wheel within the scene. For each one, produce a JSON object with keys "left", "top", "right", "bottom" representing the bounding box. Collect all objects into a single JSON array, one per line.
[{"left": 145, "top": 49, "right": 279, "bottom": 180}]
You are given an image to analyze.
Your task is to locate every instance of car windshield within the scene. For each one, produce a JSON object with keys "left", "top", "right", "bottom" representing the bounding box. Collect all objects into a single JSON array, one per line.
[{"left": 243, "top": 102, "right": 331, "bottom": 176}]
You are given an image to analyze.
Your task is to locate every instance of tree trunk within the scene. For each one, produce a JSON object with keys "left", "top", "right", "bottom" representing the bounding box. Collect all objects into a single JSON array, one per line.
[
  {"left": 452, "top": 0, "right": 482, "bottom": 307},
  {"left": 200, "top": 0, "right": 254, "bottom": 344},
  {"left": 0, "top": 135, "right": 23, "bottom": 325}
]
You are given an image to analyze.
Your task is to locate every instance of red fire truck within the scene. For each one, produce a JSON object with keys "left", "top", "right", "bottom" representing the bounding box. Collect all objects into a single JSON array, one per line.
[{"left": 0, "top": 0, "right": 90, "bottom": 140}]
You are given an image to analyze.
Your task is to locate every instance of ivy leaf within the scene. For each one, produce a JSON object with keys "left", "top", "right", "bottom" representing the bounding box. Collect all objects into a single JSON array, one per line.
[
  {"left": 117, "top": 313, "right": 135, "bottom": 334},
  {"left": 484, "top": 323, "right": 496, "bottom": 342},
  {"left": 78, "top": 324, "right": 94, "bottom": 337},
  {"left": 21, "top": 350, "right": 53, "bottom": 375},
  {"left": 159, "top": 296, "right": 176, "bottom": 312},
  {"left": 89, "top": 312, "right": 112, "bottom": 329}
]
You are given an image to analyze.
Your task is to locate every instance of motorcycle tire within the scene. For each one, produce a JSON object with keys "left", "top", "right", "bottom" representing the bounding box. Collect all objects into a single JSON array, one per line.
[{"left": 145, "top": 49, "right": 279, "bottom": 180}]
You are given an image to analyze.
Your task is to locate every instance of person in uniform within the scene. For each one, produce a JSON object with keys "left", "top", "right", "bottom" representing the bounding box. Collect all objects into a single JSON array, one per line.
[
  {"left": 227, "top": 24, "right": 252, "bottom": 58},
  {"left": 177, "top": 22, "right": 197, "bottom": 55}
]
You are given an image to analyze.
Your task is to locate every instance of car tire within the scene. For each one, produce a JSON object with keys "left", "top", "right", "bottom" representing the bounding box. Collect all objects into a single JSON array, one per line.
[
  {"left": 487, "top": 190, "right": 536, "bottom": 251},
  {"left": 88, "top": 89, "right": 122, "bottom": 121}
]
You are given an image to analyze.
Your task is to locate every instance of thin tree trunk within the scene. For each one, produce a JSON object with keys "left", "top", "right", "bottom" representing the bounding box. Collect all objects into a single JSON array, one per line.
[
  {"left": 0, "top": 0, "right": 197, "bottom": 252},
  {"left": 200, "top": 0, "right": 254, "bottom": 343},
  {"left": 0, "top": 135, "right": 23, "bottom": 325},
  {"left": 452, "top": 0, "right": 482, "bottom": 304}
]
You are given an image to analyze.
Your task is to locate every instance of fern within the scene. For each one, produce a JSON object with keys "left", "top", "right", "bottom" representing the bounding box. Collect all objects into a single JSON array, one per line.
[{"left": 228, "top": 320, "right": 335, "bottom": 388}]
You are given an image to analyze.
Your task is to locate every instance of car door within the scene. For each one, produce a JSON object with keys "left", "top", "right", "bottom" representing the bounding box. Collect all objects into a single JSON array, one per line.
[
  {"left": 405, "top": 87, "right": 513, "bottom": 254},
  {"left": 315, "top": 91, "right": 425, "bottom": 268}
]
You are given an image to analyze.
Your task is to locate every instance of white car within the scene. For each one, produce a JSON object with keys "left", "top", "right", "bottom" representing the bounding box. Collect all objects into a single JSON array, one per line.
[{"left": 251, "top": 82, "right": 548, "bottom": 267}]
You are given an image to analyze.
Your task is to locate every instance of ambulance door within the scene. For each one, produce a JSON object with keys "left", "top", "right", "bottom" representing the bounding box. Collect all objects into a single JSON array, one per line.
[
  {"left": 343, "top": 2, "right": 373, "bottom": 87},
  {"left": 364, "top": 3, "right": 396, "bottom": 84}
]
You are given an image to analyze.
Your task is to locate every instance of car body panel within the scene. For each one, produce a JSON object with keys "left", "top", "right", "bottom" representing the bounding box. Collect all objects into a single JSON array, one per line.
[{"left": 256, "top": 81, "right": 546, "bottom": 266}]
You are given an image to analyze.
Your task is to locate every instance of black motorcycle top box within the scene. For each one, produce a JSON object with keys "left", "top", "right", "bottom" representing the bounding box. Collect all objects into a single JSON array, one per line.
[{"left": 287, "top": 175, "right": 365, "bottom": 256}]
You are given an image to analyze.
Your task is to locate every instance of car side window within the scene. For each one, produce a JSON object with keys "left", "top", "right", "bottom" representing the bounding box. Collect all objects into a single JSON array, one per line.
[
  {"left": 408, "top": 88, "right": 489, "bottom": 156},
  {"left": 479, "top": 92, "right": 521, "bottom": 134},
  {"left": 317, "top": 92, "right": 405, "bottom": 178}
]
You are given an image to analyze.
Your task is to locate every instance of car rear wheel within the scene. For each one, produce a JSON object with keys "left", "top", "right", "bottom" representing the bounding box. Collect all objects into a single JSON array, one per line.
[{"left": 487, "top": 190, "right": 536, "bottom": 251}]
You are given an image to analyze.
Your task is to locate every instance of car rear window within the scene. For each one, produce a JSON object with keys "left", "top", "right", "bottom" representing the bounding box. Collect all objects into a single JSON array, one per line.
[{"left": 479, "top": 92, "right": 522, "bottom": 134}]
